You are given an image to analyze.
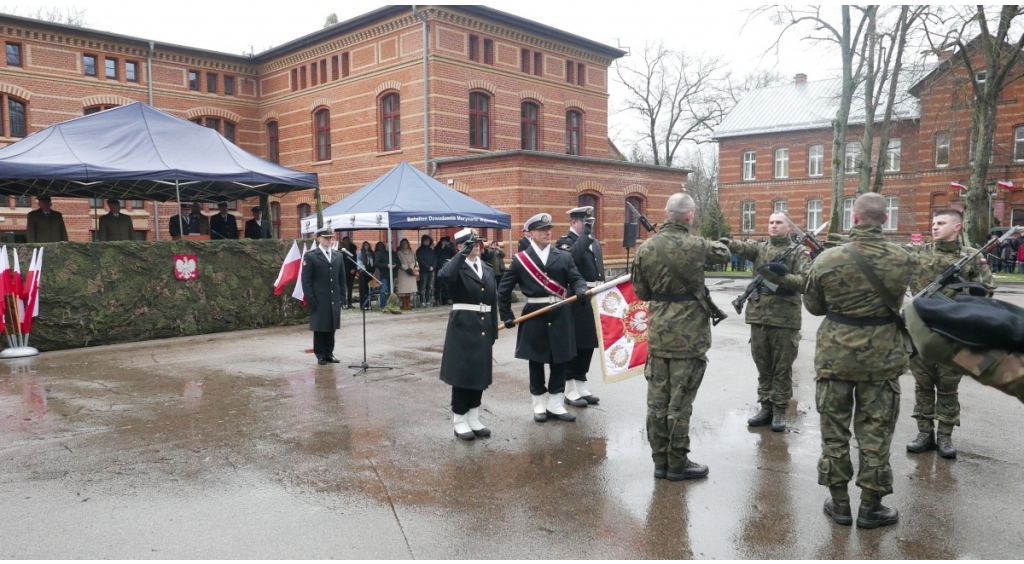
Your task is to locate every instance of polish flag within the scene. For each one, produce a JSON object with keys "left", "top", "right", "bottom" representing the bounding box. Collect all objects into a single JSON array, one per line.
[
  {"left": 273, "top": 241, "right": 302, "bottom": 295},
  {"left": 11, "top": 249, "right": 25, "bottom": 323},
  {"left": 595, "top": 279, "right": 649, "bottom": 383},
  {"left": 291, "top": 243, "right": 312, "bottom": 305},
  {"left": 21, "top": 248, "right": 42, "bottom": 334},
  {"left": 0, "top": 247, "right": 9, "bottom": 333},
  {"left": 951, "top": 182, "right": 967, "bottom": 191},
  {"left": 997, "top": 180, "right": 1014, "bottom": 191}
]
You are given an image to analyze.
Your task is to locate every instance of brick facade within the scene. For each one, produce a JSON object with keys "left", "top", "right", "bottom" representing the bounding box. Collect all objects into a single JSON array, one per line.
[
  {"left": 0, "top": 6, "right": 688, "bottom": 255},
  {"left": 716, "top": 53, "right": 1024, "bottom": 241}
]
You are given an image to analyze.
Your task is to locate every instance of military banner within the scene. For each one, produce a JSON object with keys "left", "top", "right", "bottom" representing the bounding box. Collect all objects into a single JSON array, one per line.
[{"left": 593, "top": 278, "right": 649, "bottom": 383}]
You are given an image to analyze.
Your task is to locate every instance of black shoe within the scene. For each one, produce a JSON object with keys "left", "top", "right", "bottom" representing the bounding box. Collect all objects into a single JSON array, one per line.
[
  {"left": 327, "top": 356, "right": 341, "bottom": 363},
  {"left": 317, "top": 357, "right": 328, "bottom": 365},
  {"left": 546, "top": 410, "right": 576, "bottom": 422},
  {"left": 654, "top": 463, "right": 668, "bottom": 480},
  {"left": 581, "top": 394, "right": 599, "bottom": 405},
  {"left": 454, "top": 429, "right": 475, "bottom": 441},
  {"left": 856, "top": 501, "right": 899, "bottom": 529},
  {"left": 533, "top": 412, "right": 548, "bottom": 423},
  {"left": 771, "top": 411, "right": 787, "bottom": 432},
  {"left": 565, "top": 396, "right": 588, "bottom": 408},
  {"left": 472, "top": 427, "right": 491, "bottom": 438},
  {"left": 666, "top": 460, "right": 709, "bottom": 481},
  {"left": 823, "top": 498, "right": 853, "bottom": 526},
  {"left": 907, "top": 431, "right": 936, "bottom": 453},
  {"left": 748, "top": 407, "right": 772, "bottom": 427},
  {"left": 937, "top": 433, "right": 957, "bottom": 459}
]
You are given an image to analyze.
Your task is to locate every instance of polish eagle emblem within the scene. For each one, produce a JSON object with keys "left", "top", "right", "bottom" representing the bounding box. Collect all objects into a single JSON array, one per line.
[{"left": 173, "top": 254, "right": 198, "bottom": 280}]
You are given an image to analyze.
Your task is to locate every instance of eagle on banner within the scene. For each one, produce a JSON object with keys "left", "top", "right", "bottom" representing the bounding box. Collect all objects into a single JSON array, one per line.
[{"left": 593, "top": 279, "right": 649, "bottom": 383}]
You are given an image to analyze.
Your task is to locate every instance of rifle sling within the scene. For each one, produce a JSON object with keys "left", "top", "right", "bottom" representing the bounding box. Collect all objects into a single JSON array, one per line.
[{"left": 841, "top": 243, "right": 904, "bottom": 322}]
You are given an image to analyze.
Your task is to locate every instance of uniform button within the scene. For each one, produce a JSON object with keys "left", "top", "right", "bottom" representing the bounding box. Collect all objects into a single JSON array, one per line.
[
  {"left": 481, "top": 332, "right": 486, "bottom": 335},
  {"left": 548, "top": 323, "right": 552, "bottom": 326},
  {"left": 481, "top": 287, "right": 485, "bottom": 291},
  {"left": 480, "top": 316, "right": 485, "bottom": 320}
]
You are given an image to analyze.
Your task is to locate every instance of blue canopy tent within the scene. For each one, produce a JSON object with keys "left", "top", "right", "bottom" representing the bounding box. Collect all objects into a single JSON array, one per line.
[
  {"left": 301, "top": 160, "right": 512, "bottom": 293},
  {"left": 0, "top": 102, "right": 319, "bottom": 237}
]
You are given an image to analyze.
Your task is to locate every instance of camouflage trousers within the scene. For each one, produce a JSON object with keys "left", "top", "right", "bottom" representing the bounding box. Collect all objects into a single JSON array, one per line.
[
  {"left": 815, "top": 378, "right": 900, "bottom": 502},
  {"left": 646, "top": 356, "right": 706, "bottom": 469},
  {"left": 750, "top": 324, "right": 800, "bottom": 413},
  {"left": 909, "top": 355, "right": 962, "bottom": 435},
  {"left": 954, "top": 347, "right": 1024, "bottom": 404}
]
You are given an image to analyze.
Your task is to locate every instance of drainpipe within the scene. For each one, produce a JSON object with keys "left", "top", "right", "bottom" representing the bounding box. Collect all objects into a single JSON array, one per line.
[
  {"left": 148, "top": 41, "right": 160, "bottom": 241},
  {"left": 412, "top": 6, "right": 429, "bottom": 171}
]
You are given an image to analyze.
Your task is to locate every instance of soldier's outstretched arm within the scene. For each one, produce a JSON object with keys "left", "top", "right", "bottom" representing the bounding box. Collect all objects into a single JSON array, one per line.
[
  {"left": 705, "top": 239, "right": 732, "bottom": 265},
  {"left": 722, "top": 238, "right": 760, "bottom": 261}
]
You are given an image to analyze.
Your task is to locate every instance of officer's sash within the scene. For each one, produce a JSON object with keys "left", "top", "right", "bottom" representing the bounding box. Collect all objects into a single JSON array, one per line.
[{"left": 516, "top": 249, "right": 568, "bottom": 298}]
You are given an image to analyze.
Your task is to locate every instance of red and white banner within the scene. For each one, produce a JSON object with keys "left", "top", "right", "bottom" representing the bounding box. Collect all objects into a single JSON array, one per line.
[
  {"left": 593, "top": 279, "right": 649, "bottom": 383},
  {"left": 21, "top": 248, "right": 42, "bottom": 334},
  {"left": 0, "top": 246, "right": 9, "bottom": 333},
  {"left": 951, "top": 182, "right": 966, "bottom": 191},
  {"left": 12, "top": 248, "right": 25, "bottom": 323},
  {"left": 997, "top": 180, "right": 1015, "bottom": 191},
  {"left": 274, "top": 241, "right": 302, "bottom": 295},
  {"left": 173, "top": 254, "right": 198, "bottom": 281},
  {"left": 291, "top": 243, "right": 312, "bottom": 305}
]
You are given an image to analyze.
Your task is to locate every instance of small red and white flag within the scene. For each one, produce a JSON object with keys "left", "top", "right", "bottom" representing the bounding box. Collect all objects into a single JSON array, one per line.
[
  {"left": 951, "top": 182, "right": 967, "bottom": 191},
  {"left": 21, "top": 247, "right": 42, "bottom": 334},
  {"left": 594, "top": 278, "right": 649, "bottom": 383},
  {"left": 997, "top": 180, "right": 1014, "bottom": 191},
  {"left": 274, "top": 241, "right": 302, "bottom": 295},
  {"left": 11, "top": 249, "right": 25, "bottom": 323},
  {"left": 0, "top": 246, "right": 9, "bottom": 333},
  {"left": 291, "top": 243, "right": 312, "bottom": 305}
]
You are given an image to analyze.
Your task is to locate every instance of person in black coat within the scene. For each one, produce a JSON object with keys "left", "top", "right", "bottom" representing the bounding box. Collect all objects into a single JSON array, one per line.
[
  {"left": 498, "top": 213, "right": 588, "bottom": 423},
  {"left": 373, "top": 241, "right": 395, "bottom": 308},
  {"left": 433, "top": 236, "right": 456, "bottom": 305},
  {"left": 438, "top": 228, "right": 499, "bottom": 440},
  {"left": 301, "top": 228, "right": 348, "bottom": 365},
  {"left": 555, "top": 206, "right": 605, "bottom": 407},
  {"left": 357, "top": 241, "right": 376, "bottom": 309},
  {"left": 210, "top": 203, "right": 239, "bottom": 239},
  {"left": 244, "top": 206, "right": 273, "bottom": 239},
  {"left": 340, "top": 236, "right": 358, "bottom": 308},
  {"left": 417, "top": 234, "right": 438, "bottom": 307}
]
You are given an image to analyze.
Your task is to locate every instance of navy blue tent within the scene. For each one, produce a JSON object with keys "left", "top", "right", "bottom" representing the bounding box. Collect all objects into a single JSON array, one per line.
[
  {"left": 0, "top": 102, "right": 318, "bottom": 202},
  {"left": 301, "top": 161, "right": 511, "bottom": 233}
]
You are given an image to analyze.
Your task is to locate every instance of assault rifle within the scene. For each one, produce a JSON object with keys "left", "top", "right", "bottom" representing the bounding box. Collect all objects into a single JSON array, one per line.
[
  {"left": 731, "top": 220, "right": 827, "bottom": 315},
  {"left": 913, "top": 226, "right": 1021, "bottom": 302},
  {"left": 627, "top": 201, "right": 729, "bottom": 326}
]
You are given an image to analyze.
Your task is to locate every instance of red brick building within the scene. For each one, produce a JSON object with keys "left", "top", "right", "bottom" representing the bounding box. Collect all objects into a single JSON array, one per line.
[
  {"left": 0, "top": 6, "right": 687, "bottom": 267},
  {"left": 714, "top": 49, "right": 1024, "bottom": 241}
]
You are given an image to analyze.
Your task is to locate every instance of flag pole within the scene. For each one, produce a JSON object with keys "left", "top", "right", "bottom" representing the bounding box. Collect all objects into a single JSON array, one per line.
[
  {"left": 498, "top": 273, "right": 631, "bottom": 331},
  {"left": 175, "top": 180, "right": 184, "bottom": 239}
]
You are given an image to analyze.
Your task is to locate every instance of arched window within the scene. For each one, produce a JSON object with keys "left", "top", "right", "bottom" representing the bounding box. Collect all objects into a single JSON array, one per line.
[
  {"left": 1, "top": 96, "right": 27, "bottom": 138},
  {"left": 190, "top": 116, "right": 236, "bottom": 143},
  {"left": 314, "top": 108, "right": 331, "bottom": 161},
  {"left": 578, "top": 193, "right": 599, "bottom": 237},
  {"left": 521, "top": 102, "right": 539, "bottom": 150},
  {"left": 297, "top": 203, "right": 312, "bottom": 239},
  {"left": 469, "top": 92, "right": 489, "bottom": 149},
  {"left": 565, "top": 110, "right": 582, "bottom": 155},
  {"left": 270, "top": 201, "right": 282, "bottom": 239},
  {"left": 267, "top": 121, "right": 279, "bottom": 163},
  {"left": 625, "top": 195, "right": 644, "bottom": 224},
  {"left": 381, "top": 93, "right": 400, "bottom": 151},
  {"left": 84, "top": 104, "right": 119, "bottom": 116}
]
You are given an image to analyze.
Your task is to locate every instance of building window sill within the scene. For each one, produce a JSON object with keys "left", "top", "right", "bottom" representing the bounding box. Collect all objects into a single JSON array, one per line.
[
  {"left": 467, "top": 148, "right": 491, "bottom": 154},
  {"left": 312, "top": 160, "right": 333, "bottom": 166},
  {"left": 377, "top": 149, "right": 403, "bottom": 157}
]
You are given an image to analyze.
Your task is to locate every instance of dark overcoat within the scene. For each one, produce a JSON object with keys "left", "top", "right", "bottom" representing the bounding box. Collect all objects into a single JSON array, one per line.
[
  {"left": 498, "top": 245, "right": 587, "bottom": 364},
  {"left": 97, "top": 213, "right": 136, "bottom": 241},
  {"left": 437, "top": 253, "right": 498, "bottom": 390},
  {"left": 244, "top": 219, "right": 272, "bottom": 239},
  {"left": 26, "top": 209, "right": 69, "bottom": 242},
  {"left": 210, "top": 214, "right": 239, "bottom": 239},
  {"left": 300, "top": 248, "right": 347, "bottom": 332},
  {"left": 556, "top": 230, "right": 605, "bottom": 349}
]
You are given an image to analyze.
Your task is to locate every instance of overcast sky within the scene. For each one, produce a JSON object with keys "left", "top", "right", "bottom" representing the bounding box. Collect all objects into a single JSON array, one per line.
[{"left": 8, "top": 1, "right": 857, "bottom": 151}]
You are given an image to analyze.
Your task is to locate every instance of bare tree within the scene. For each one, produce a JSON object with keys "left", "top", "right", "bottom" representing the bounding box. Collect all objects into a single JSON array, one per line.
[
  {"left": 685, "top": 147, "right": 731, "bottom": 239},
  {"left": 925, "top": 6, "right": 1024, "bottom": 244},
  {"left": 0, "top": 6, "right": 87, "bottom": 26},
  {"left": 614, "top": 42, "right": 729, "bottom": 167},
  {"left": 324, "top": 13, "right": 339, "bottom": 28}
]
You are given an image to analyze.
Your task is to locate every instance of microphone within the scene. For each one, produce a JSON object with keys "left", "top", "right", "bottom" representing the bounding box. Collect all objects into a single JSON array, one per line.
[{"left": 340, "top": 247, "right": 355, "bottom": 258}]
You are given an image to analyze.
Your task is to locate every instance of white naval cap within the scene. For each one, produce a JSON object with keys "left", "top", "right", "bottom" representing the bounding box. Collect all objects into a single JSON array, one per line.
[
  {"left": 454, "top": 227, "right": 477, "bottom": 245},
  {"left": 524, "top": 213, "right": 553, "bottom": 232},
  {"left": 567, "top": 206, "right": 594, "bottom": 220}
]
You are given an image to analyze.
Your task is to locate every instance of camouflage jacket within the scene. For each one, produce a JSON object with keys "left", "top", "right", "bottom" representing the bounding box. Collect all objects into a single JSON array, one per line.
[
  {"left": 907, "top": 240, "right": 996, "bottom": 298},
  {"left": 803, "top": 224, "right": 918, "bottom": 381},
  {"left": 631, "top": 220, "right": 731, "bottom": 359},
  {"left": 729, "top": 236, "right": 808, "bottom": 330}
]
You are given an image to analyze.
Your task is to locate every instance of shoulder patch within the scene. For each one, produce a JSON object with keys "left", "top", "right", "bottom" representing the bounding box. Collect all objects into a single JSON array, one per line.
[{"left": 558, "top": 243, "right": 571, "bottom": 251}]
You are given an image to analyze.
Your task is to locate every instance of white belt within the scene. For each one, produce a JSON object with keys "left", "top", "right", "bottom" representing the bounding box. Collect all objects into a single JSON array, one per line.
[
  {"left": 526, "top": 296, "right": 562, "bottom": 304},
  {"left": 586, "top": 281, "right": 598, "bottom": 288},
  {"left": 452, "top": 303, "right": 492, "bottom": 313}
]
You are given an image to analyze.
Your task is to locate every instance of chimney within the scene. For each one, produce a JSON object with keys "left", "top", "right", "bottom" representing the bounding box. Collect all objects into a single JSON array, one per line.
[
  {"left": 938, "top": 49, "right": 954, "bottom": 62},
  {"left": 794, "top": 73, "right": 807, "bottom": 84}
]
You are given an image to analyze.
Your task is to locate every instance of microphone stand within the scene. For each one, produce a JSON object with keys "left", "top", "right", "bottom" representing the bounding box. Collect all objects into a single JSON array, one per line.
[{"left": 349, "top": 261, "right": 394, "bottom": 376}]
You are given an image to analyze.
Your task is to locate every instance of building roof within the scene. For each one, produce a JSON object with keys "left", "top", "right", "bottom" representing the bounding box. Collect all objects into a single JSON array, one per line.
[{"left": 713, "top": 66, "right": 933, "bottom": 140}]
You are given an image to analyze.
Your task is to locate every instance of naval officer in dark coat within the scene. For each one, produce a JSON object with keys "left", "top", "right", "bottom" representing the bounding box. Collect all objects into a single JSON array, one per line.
[
  {"left": 498, "top": 213, "right": 588, "bottom": 422},
  {"left": 556, "top": 205, "right": 605, "bottom": 407},
  {"left": 301, "top": 228, "right": 348, "bottom": 365},
  {"left": 438, "top": 228, "right": 498, "bottom": 440}
]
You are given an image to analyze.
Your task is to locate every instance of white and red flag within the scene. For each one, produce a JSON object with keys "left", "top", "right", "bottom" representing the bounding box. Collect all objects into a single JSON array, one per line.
[
  {"left": 593, "top": 278, "right": 649, "bottom": 383},
  {"left": 21, "top": 247, "right": 42, "bottom": 334},
  {"left": 997, "top": 180, "right": 1014, "bottom": 191},
  {"left": 0, "top": 246, "right": 9, "bottom": 333},
  {"left": 951, "top": 182, "right": 967, "bottom": 191},
  {"left": 291, "top": 243, "right": 312, "bottom": 305},
  {"left": 11, "top": 248, "right": 25, "bottom": 323},
  {"left": 274, "top": 240, "right": 302, "bottom": 295}
]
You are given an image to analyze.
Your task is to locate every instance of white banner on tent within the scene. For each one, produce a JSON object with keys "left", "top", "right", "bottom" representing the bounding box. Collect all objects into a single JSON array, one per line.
[{"left": 301, "top": 212, "right": 390, "bottom": 233}]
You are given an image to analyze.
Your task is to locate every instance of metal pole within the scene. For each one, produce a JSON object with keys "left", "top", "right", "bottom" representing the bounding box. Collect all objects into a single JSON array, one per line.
[
  {"left": 175, "top": 180, "right": 184, "bottom": 238},
  {"left": 388, "top": 227, "right": 395, "bottom": 297},
  {"left": 154, "top": 199, "right": 160, "bottom": 241},
  {"left": 412, "top": 6, "right": 429, "bottom": 171}
]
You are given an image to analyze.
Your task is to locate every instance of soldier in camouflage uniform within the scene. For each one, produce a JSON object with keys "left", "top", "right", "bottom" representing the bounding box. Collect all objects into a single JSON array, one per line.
[
  {"left": 721, "top": 211, "right": 808, "bottom": 432},
  {"left": 904, "top": 209, "right": 996, "bottom": 459},
  {"left": 631, "top": 193, "right": 730, "bottom": 481},
  {"left": 803, "top": 193, "right": 917, "bottom": 529}
]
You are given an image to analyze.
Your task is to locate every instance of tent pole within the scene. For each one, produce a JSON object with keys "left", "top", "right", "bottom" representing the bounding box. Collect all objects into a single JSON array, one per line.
[
  {"left": 315, "top": 187, "right": 324, "bottom": 229},
  {"left": 388, "top": 227, "right": 394, "bottom": 298},
  {"left": 154, "top": 199, "right": 160, "bottom": 241},
  {"left": 175, "top": 180, "right": 184, "bottom": 239}
]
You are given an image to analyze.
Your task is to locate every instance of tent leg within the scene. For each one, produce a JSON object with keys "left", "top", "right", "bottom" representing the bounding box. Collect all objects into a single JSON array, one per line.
[
  {"left": 388, "top": 227, "right": 394, "bottom": 298},
  {"left": 154, "top": 199, "right": 160, "bottom": 241},
  {"left": 175, "top": 181, "right": 183, "bottom": 239},
  {"left": 315, "top": 187, "right": 324, "bottom": 229}
]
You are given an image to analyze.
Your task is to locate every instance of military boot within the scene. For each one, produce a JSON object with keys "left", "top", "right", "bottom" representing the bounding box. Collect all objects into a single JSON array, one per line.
[
  {"left": 747, "top": 406, "right": 772, "bottom": 427},
  {"left": 856, "top": 501, "right": 899, "bottom": 529},
  {"left": 653, "top": 455, "right": 668, "bottom": 479},
  {"left": 532, "top": 394, "right": 548, "bottom": 423},
  {"left": 906, "top": 430, "right": 936, "bottom": 453},
  {"left": 823, "top": 498, "right": 852, "bottom": 526},
  {"left": 936, "top": 433, "right": 957, "bottom": 459},
  {"left": 563, "top": 380, "right": 589, "bottom": 408},
  {"left": 666, "top": 460, "right": 709, "bottom": 481},
  {"left": 770, "top": 410, "right": 787, "bottom": 432}
]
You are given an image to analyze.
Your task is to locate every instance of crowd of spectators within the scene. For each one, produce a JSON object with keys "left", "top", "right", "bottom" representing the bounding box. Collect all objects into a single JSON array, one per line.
[{"left": 988, "top": 230, "right": 1023, "bottom": 274}]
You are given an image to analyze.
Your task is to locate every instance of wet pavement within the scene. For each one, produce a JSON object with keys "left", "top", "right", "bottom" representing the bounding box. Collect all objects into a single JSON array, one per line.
[{"left": 2, "top": 281, "right": 1023, "bottom": 559}]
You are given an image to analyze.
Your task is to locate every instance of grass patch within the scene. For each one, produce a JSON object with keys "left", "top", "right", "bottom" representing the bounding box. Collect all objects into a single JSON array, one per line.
[
  {"left": 706, "top": 270, "right": 754, "bottom": 278},
  {"left": 993, "top": 272, "right": 1024, "bottom": 283}
]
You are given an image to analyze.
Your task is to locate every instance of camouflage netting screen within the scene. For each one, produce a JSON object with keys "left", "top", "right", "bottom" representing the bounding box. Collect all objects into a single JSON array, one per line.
[{"left": 6, "top": 240, "right": 309, "bottom": 351}]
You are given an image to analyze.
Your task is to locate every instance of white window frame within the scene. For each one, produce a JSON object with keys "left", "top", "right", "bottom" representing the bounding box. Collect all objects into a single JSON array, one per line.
[
  {"left": 742, "top": 151, "right": 756, "bottom": 181},
  {"left": 808, "top": 144, "right": 824, "bottom": 177},
  {"left": 773, "top": 200, "right": 788, "bottom": 213},
  {"left": 807, "top": 199, "right": 823, "bottom": 231},
  {"left": 936, "top": 131, "right": 950, "bottom": 167},
  {"left": 883, "top": 196, "right": 898, "bottom": 231},
  {"left": 842, "top": 197, "right": 855, "bottom": 231},
  {"left": 774, "top": 148, "right": 789, "bottom": 179},
  {"left": 742, "top": 201, "right": 756, "bottom": 232},
  {"left": 844, "top": 143, "right": 861, "bottom": 175},
  {"left": 1014, "top": 126, "right": 1024, "bottom": 162},
  {"left": 885, "top": 138, "right": 901, "bottom": 172}
]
